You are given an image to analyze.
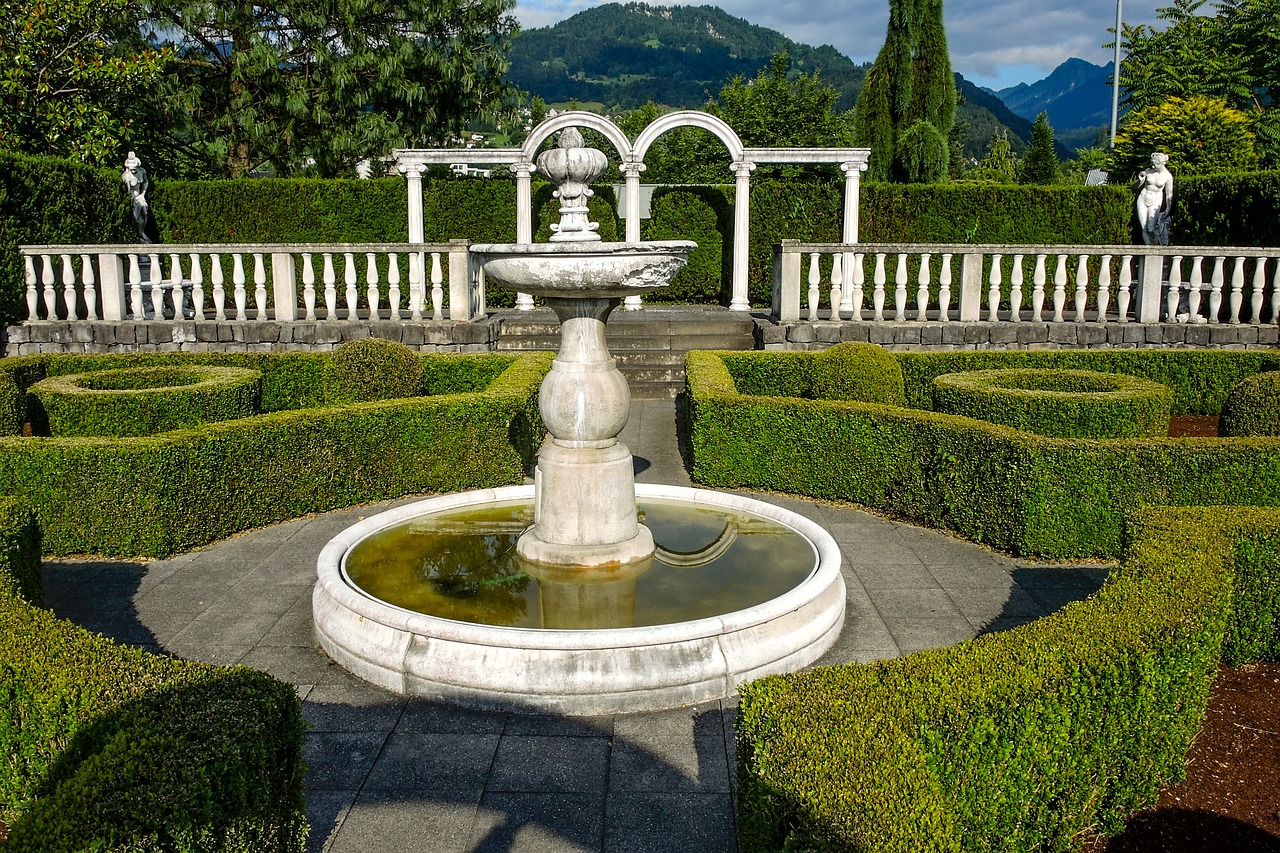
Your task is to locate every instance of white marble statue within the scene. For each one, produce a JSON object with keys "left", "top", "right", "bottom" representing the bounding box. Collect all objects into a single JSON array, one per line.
[
  {"left": 1135, "top": 151, "right": 1173, "bottom": 246},
  {"left": 122, "top": 151, "right": 151, "bottom": 243}
]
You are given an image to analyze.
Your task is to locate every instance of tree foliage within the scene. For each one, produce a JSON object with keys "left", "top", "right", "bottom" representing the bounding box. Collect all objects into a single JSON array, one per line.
[
  {"left": 1120, "top": 0, "right": 1279, "bottom": 167},
  {"left": 852, "top": 0, "right": 957, "bottom": 182},
  {"left": 971, "top": 130, "right": 1018, "bottom": 184},
  {"left": 0, "top": 0, "right": 170, "bottom": 164},
  {"left": 139, "top": 0, "right": 521, "bottom": 178},
  {"left": 1019, "top": 112, "right": 1060, "bottom": 184},
  {"left": 1110, "top": 95, "right": 1258, "bottom": 178}
]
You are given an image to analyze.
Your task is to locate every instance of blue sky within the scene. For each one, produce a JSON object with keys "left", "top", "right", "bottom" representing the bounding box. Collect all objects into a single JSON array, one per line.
[{"left": 512, "top": 0, "right": 1170, "bottom": 91}]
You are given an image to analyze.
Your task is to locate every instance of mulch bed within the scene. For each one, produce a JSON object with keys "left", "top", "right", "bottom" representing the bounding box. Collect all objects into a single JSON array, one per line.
[{"left": 1169, "top": 415, "right": 1221, "bottom": 438}]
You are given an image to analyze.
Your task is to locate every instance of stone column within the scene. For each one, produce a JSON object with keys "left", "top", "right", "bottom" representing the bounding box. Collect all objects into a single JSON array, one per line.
[
  {"left": 512, "top": 161, "right": 537, "bottom": 311},
  {"left": 622, "top": 161, "right": 647, "bottom": 311},
  {"left": 840, "top": 160, "right": 867, "bottom": 244},
  {"left": 398, "top": 160, "right": 426, "bottom": 317},
  {"left": 729, "top": 160, "right": 756, "bottom": 312}
]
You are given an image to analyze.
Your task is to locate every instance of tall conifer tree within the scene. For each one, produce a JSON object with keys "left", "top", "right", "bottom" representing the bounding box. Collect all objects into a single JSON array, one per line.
[{"left": 853, "top": 0, "right": 957, "bottom": 182}]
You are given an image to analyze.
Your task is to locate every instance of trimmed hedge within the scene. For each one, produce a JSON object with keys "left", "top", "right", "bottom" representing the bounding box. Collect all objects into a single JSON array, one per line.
[
  {"left": 29, "top": 365, "right": 263, "bottom": 437},
  {"left": 931, "top": 368, "right": 1172, "bottom": 439},
  {"left": 0, "top": 498, "right": 307, "bottom": 852},
  {"left": 320, "top": 338, "right": 425, "bottom": 404},
  {"left": 686, "top": 348, "right": 1280, "bottom": 559},
  {"left": 1222, "top": 371, "right": 1280, "bottom": 437},
  {"left": 736, "top": 505, "right": 1280, "bottom": 853},
  {"left": 0, "top": 350, "right": 551, "bottom": 557},
  {"left": 809, "top": 342, "right": 907, "bottom": 405}
]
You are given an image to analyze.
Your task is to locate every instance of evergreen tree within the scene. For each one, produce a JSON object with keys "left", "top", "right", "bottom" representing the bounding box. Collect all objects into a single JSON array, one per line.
[
  {"left": 1019, "top": 112, "right": 1060, "bottom": 184},
  {"left": 852, "top": 0, "right": 957, "bottom": 182},
  {"left": 973, "top": 130, "right": 1017, "bottom": 184}
]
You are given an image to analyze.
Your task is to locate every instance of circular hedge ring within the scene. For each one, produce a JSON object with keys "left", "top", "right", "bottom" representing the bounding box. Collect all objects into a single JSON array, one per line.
[
  {"left": 809, "top": 342, "right": 906, "bottom": 406},
  {"left": 1222, "top": 371, "right": 1280, "bottom": 436},
  {"left": 28, "top": 365, "right": 263, "bottom": 437},
  {"left": 932, "top": 368, "right": 1172, "bottom": 439}
]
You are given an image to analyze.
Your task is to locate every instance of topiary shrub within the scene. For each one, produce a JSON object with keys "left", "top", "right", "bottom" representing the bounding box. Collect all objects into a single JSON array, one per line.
[
  {"left": 932, "top": 368, "right": 1172, "bottom": 439},
  {"left": 1222, "top": 371, "right": 1280, "bottom": 436},
  {"left": 27, "top": 366, "right": 262, "bottom": 438},
  {"left": 321, "top": 338, "right": 425, "bottom": 404},
  {"left": 809, "top": 342, "right": 907, "bottom": 406},
  {"left": 0, "top": 372, "right": 22, "bottom": 436}
]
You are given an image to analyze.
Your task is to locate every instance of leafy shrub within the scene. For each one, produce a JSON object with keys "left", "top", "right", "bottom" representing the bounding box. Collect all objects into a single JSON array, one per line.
[
  {"left": 1110, "top": 96, "right": 1259, "bottom": 180},
  {"left": 809, "top": 342, "right": 906, "bottom": 405},
  {"left": 1222, "top": 371, "right": 1280, "bottom": 436},
  {"left": 932, "top": 368, "right": 1172, "bottom": 439},
  {"left": 896, "top": 120, "right": 950, "bottom": 184},
  {"left": 321, "top": 338, "right": 426, "bottom": 404},
  {"left": 642, "top": 188, "right": 730, "bottom": 304},
  {"left": 28, "top": 365, "right": 262, "bottom": 437},
  {"left": 738, "top": 506, "right": 1280, "bottom": 853},
  {"left": 0, "top": 371, "right": 22, "bottom": 436},
  {"left": 0, "top": 351, "right": 550, "bottom": 557}
]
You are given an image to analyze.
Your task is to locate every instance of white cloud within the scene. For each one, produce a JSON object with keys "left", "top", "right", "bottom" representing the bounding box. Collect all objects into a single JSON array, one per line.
[{"left": 513, "top": 0, "right": 1171, "bottom": 89}]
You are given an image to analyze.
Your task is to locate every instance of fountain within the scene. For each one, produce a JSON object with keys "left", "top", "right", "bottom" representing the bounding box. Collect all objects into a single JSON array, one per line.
[{"left": 313, "top": 129, "right": 846, "bottom": 714}]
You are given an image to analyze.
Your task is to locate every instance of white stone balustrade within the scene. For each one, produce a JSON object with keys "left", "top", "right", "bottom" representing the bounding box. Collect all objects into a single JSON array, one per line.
[
  {"left": 18, "top": 242, "right": 474, "bottom": 323},
  {"left": 773, "top": 242, "right": 1280, "bottom": 326}
]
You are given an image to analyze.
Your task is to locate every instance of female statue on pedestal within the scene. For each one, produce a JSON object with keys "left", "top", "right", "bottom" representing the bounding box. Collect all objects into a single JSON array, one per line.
[
  {"left": 122, "top": 151, "right": 151, "bottom": 243},
  {"left": 1135, "top": 152, "right": 1173, "bottom": 246}
]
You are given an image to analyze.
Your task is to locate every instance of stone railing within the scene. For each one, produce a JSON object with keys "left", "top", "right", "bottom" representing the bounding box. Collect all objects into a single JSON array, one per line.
[
  {"left": 19, "top": 240, "right": 483, "bottom": 324},
  {"left": 773, "top": 241, "right": 1280, "bottom": 327}
]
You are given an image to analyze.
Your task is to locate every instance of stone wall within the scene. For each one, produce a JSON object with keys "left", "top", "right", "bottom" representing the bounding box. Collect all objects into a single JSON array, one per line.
[{"left": 756, "top": 319, "right": 1280, "bottom": 351}]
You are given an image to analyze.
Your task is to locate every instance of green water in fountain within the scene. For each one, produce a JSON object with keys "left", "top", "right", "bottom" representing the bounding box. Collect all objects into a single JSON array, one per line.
[{"left": 343, "top": 498, "right": 816, "bottom": 629}]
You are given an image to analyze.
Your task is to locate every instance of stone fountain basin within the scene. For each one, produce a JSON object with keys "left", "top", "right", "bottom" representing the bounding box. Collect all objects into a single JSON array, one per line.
[
  {"left": 472, "top": 241, "right": 696, "bottom": 299},
  {"left": 312, "top": 483, "right": 846, "bottom": 715}
]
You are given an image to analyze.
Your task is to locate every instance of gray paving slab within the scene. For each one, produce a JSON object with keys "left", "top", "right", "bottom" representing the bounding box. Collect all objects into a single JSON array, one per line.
[{"left": 38, "top": 396, "right": 1113, "bottom": 853}]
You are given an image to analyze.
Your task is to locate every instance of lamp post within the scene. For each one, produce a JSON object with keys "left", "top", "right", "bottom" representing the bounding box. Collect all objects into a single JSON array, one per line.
[{"left": 1110, "top": 0, "right": 1123, "bottom": 147}]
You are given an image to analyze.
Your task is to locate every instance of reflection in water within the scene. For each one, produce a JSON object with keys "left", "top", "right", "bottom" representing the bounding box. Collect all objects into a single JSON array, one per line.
[{"left": 344, "top": 499, "right": 816, "bottom": 630}]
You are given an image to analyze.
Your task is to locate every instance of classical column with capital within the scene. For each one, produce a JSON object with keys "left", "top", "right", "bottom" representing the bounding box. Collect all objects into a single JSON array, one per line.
[
  {"left": 511, "top": 161, "right": 537, "bottom": 310},
  {"left": 397, "top": 160, "right": 426, "bottom": 318},
  {"left": 729, "top": 160, "right": 756, "bottom": 312},
  {"left": 622, "top": 160, "right": 647, "bottom": 310}
]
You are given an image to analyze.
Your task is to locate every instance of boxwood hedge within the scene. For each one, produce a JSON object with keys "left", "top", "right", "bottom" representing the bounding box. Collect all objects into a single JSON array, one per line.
[
  {"left": 0, "top": 350, "right": 551, "bottom": 557},
  {"left": 0, "top": 498, "right": 307, "bottom": 852},
  {"left": 687, "top": 347, "right": 1280, "bottom": 559},
  {"left": 1222, "top": 371, "right": 1280, "bottom": 436},
  {"left": 736, "top": 505, "right": 1280, "bottom": 853}
]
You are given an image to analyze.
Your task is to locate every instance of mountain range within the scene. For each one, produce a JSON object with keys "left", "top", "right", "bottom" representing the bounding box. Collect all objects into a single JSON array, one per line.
[{"left": 505, "top": 3, "right": 1102, "bottom": 158}]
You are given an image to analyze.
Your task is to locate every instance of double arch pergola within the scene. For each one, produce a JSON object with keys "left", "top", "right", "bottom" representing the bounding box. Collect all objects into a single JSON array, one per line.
[{"left": 394, "top": 110, "right": 870, "bottom": 312}]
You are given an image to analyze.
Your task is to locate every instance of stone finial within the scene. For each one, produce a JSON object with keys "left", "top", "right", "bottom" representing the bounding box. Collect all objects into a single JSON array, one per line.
[{"left": 536, "top": 128, "right": 609, "bottom": 242}]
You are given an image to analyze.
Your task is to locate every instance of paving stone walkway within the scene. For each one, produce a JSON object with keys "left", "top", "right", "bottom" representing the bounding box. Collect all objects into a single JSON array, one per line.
[{"left": 42, "top": 399, "right": 1110, "bottom": 853}]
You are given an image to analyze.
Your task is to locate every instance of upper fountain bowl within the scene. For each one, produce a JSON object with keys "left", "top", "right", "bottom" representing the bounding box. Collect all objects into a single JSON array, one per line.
[{"left": 472, "top": 241, "right": 696, "bottom": 299}]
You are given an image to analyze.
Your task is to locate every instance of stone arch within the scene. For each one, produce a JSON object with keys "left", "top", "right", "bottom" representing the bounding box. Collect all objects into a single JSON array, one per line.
[
  {"left": 521, "top": 111, "right": 634, "bottom": 162},
  {"left": 632, "top": 110, "right": 745, "bottom": 164}
]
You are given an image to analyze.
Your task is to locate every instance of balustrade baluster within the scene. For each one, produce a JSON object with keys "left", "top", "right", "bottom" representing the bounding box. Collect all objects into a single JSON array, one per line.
[
  {"left": 1229, "top": 256, "right": 1245, "bottom": 323},
  {"left": 1009, "top": 254, "right": 1024, "bottom": 322},
  {"left": 431, "top": 253, "right": 444, "bottom": 321},
  {"left": 1250, "top": 259, "right": 1266, "bottom": 323},
  {"left": 407, "top": 254, "right": 423, "bottom": 321},
  {"left": 129, "top": 254, "right": 145, "bottom": 320},
  {"left": 1096, "top": 255, "right": 1111, "bottom": 323},
  {"left": 252, "top": 253, "right": 268, "bottom": 319},
  {"left": 1188, "top": 256, "right": 1205, "bottom": 323},
  {"left": 61, "top": 254, "right": 78, "bottom": 320},
  {"left": 1074, "top": 255, "right": 1089, "bottom": 322},
  {"left": 894, "top": 254, "right": 908, "bottom": 321},
  {"left": 387, "top": 254, "right": 401, "bottom": 320},
  {"left": 322, "top": 253, "right": 337, "bottom": 319},
  {"left": 80, "top": 254, "right": 97, "bottom": 320},
  {"left": 211, "top": 255, "right": 227, "bottom": 321},
  {"left": 39, "top": 255, "right": 57, "bottom": 319},
  {"left": 851, "top": 254, "right": 866, "bottom": 320},
  {"left": 169, "top": 253, "right": 185, "bottom": 320},
  {"left": 1052, "top": 255, "right": 1067, "bottom": 322},
  {"left": 937, "top": 253, "right": 952, "bottom": 322},
  {"left": 148, "top": 253, "right": 164, "bottom": 320},
  {"left": 916, "top": 253, "right": 931, "bottom": 321},
  {"left": 1208, "top": 256, "right": 1225, "bottom": 323},
  {"left": 872, "top": 253, "right": 886, "bottom": 322},
  {"left": 190, "top": 254, "right": 205, "bottom": 320},
  {"left": 24, "top": 256, "right": 38, "bottom": 320},
  {"left": 1271, "top": 260, "right": 1280, "bottom": 325},
  {"left": 839, "top": 252, "right": 854, "bottom": 316},
  {"left": 1165, "top": 255, "right": 1181, "bottom": 321},
  {"left": 1031, "top": 254, "right": 1047, "bottom": 322},
  {"left": 232, "top": 254, "right": 248, "bottom": 320},
  {"left": 807, "top": 253, "right": 821, "bottom": 322},
  {"left": 830, "top": 254, "right": 843, "bottom": 321},
  {"left": 344, "top": 253, "right": 359, "bottom": 319},
  {"left": 365, "top": 253, "right": 381, "bottom": 319},
  {"left": 987, "top": 254, "right": 1002, "bottom": 322},
  {"left": 301, "top": 254, "right": 317, "bottom": 321},
  {"left": 1119, "top": 255, "right": 1135, "bottom": 323}
]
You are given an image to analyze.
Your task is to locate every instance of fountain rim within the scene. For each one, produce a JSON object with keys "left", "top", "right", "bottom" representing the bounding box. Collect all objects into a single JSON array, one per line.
[
  {"left": 470, "top": 240, "right": 697, "bottom": 257},
  {"left": 316, "top": 483, "right": 842, "bottom": 650}
]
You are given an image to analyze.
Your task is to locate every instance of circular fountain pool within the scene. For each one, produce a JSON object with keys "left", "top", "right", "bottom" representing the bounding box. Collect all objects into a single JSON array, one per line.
[{"left": 314, "top": 484, "right": 845, "bottom": 715}]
